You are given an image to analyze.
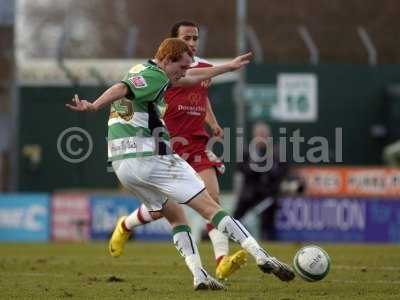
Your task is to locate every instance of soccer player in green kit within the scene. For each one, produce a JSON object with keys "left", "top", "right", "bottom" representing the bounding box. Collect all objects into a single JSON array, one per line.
[
  {"left": 66, "top": 38, "right": 294, "bottom": 291},
  {"left": 115, "top": 21, "right": 247, "bottom": 281}
]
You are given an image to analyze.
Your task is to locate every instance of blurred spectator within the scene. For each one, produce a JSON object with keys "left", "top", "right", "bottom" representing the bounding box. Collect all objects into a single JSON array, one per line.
[{"left": 233, "top": 121, "right": 303, "bottom": 240}]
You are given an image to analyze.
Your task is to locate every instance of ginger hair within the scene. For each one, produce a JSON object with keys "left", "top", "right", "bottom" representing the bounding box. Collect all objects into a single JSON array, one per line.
[{"left": 155, "top": 38, "right": 192, "bottom": 62}]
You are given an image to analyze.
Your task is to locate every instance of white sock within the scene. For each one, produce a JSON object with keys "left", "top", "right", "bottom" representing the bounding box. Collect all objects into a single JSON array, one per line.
[
  {"left": 207, "top": 224, "right": 229, "bottom": 260},
  {"left": 124, "top": 204, "right": 154, "bottom": 230},
  {"left": 241, "top": 237, "right": 270, "bottom": 264},
  {"left": 214, "top": 214, "right": 251, "bottom": 244},
  {"left": 211, "top": 210, "right": 269, "bottom": 264},
  {"left": 173, "top": 225, "right": 207, "bottom": 280}
]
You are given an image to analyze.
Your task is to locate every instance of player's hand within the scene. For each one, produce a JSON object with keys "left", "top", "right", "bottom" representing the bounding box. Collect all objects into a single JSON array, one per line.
[
  {"left": 66, "top": 94, "right": 97, "bottom": 112},
  {"left": 211, "top": 123, "right": 224, "bottom": 139},
  {"left": 228, "top": 52, "right": 253, "bottom": 71}
]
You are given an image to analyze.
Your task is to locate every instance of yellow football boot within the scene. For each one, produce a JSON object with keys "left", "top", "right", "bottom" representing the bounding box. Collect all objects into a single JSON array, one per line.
[
  {"left": 216, "top": 250, "right": 247, "bottom": 280},
  {"left": 108, "top": 216, "right": 131, "bottom": 257}
]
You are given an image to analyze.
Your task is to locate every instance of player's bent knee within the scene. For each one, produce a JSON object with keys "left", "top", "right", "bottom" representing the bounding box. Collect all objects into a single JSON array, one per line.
[
  {"left": 187, "top": 190, "right": 221, "bottom": 221},
  {"left": 150, "top": 211, "right": 163, "bottom": 220},
  {"left": 209, "top": 191, "right": 220, "bottom": 204}
]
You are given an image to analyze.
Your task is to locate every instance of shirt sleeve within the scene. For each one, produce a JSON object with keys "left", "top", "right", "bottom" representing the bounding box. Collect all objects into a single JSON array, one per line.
[{"left": 121, "top": 70, "right": 168, "bottom": 103}]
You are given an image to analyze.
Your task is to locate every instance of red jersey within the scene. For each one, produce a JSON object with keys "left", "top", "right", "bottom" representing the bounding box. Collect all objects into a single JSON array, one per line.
[
  {"left": 163, "top": 57, "right": 212, "bottom": 141},
  {"left": 163, "top": 57, "right": 225, "bottom": 175}
]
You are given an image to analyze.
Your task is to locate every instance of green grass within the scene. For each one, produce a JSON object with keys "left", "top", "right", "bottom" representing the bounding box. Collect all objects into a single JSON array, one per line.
[{"left": 0, "top": 242, "right": 399, "bottom": 299}]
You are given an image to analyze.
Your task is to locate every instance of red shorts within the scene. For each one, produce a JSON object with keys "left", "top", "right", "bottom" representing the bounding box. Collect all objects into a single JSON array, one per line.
[{"left": 173, "top": 137, "right": 225, "bottom": 175}]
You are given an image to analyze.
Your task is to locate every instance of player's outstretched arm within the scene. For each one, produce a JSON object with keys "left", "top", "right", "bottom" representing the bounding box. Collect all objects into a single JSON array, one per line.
[
  {"left": 177, "top": 52, "right": 252, "bottom": 86},
  {"left": 66, "top": 83, "right": 129, "bottom": 112}
]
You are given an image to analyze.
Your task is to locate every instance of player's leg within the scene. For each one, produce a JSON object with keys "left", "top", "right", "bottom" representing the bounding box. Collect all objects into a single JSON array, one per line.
[
  {"left": 159, "top": 155, "right": 294, "bottom": 282},
  {"left": 198, "top": 168, "right": 227, "bottom": 260},
  {"left": 121, "top": 152, "right": 219, "bottom": 231},
  {"left": 123, "top": 203, "right": 162, "bottom": 230},
  {"left": 198, "top": 167, "right": 247, "bottom": 279},
  {"left": 186, "top": 190, "right": 295, "bottom": 282},
  {"left": 113, "top": 169, "right": 216, "bottom": 243},
  {"left": 108, "top": 197, "right": 163, "bottom": 257},
  {"left": 120, "top": 159, "right": 217, "bottom": 232},
  {"left": 198, "top": 167, "right": 220, "bottom": 203},
  {"left": 110, "top": 156, "right": 224, "bottom": 290},
  {"left": 160, "top": 200, "right": 224, "bottom": 290},
  {"left": 108, "top": 159, "right": 161, "bottom": 257}
]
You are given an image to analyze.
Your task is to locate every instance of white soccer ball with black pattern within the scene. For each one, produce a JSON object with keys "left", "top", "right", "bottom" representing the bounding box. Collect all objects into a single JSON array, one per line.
[{"left": 293, "top": 245, "right": 331, "bottom": 282}]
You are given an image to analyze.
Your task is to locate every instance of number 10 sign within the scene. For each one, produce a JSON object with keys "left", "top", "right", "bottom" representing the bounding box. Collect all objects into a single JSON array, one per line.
[{"left": 276, "top": 73, "right": 318, "bottom": 122}]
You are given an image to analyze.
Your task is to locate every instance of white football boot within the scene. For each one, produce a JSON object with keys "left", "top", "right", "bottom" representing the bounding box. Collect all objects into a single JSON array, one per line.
[
  {"left": 257, "top": 256, "right": 295, "bottom": 282},
  {"left": 193, "top": 269, "right": 226, "bottom": 291}
]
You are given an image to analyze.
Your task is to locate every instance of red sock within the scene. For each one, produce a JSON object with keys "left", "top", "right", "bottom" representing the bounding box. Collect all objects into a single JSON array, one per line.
[
  {"left": 216, "top": 255, "right": 225, "bottom": 266},
  {"left": 206, "top": 223, "right": 214, "bottom": 233},
  {"left": 121, "top": 219, "right": 131, "bottom": 232}
]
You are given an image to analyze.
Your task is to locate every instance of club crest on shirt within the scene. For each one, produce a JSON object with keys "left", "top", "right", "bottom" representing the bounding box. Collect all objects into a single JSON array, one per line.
[
  {"left": 189, "top": 93, "right": 201, "bottom": 106},
  {"left": 110, "top": 98, "right": 134, "bottom": 121},
  {"left": 129, "top": 75, "right": 147, "bottom": 88}
]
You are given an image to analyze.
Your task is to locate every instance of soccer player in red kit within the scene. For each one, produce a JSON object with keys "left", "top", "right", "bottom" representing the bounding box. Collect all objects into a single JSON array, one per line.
[{"left": 112, "top": 21, "right": 247, "bottom": 280}]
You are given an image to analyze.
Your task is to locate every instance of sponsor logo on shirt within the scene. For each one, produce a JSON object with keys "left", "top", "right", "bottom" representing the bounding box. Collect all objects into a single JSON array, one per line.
[
  {"left": 175, "top": 92, "right": 205, "bottom": 116},
  {"left": 110, "top": 139, "right": 138, "bottom": 153},
  {"left": 129, "top": 75, "right": 147, "bottom": 88},
  {"left": 177, "top": 104, "right": 206, "bottom": 116}
]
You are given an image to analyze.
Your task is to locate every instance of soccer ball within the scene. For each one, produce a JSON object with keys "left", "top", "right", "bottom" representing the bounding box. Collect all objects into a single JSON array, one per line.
[{"left": 293, "top": 245, "right": 331, "bottom": 282}]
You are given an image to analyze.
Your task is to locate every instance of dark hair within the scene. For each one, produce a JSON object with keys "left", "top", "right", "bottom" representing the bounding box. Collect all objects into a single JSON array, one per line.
[{"left": 170, "top": 20, "right": 199, "bottom": 38}]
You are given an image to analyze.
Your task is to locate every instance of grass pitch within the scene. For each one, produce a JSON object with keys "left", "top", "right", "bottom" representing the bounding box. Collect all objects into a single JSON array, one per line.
[{"left": 0, "top": 242, "right": 399, "bottom": 299}]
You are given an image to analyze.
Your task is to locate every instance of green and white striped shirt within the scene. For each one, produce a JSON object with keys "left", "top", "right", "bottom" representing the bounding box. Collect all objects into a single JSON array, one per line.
[{"left": 107, "top": 60, "right": 170, "bottom": 161}]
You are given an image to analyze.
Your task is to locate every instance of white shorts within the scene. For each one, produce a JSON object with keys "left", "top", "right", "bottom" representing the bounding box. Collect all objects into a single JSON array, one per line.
[{"left": 112, "top": 154, "right": 206, "bottom": 211}]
